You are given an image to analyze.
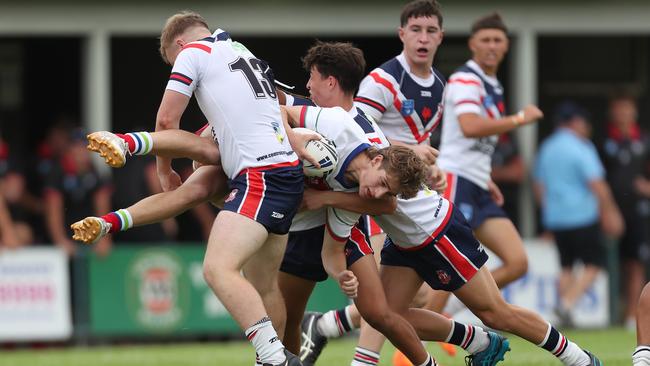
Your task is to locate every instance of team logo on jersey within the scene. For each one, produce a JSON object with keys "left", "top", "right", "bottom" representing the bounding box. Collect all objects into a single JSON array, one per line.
[
  {"left": 437, "top": 270, "right": 451, "bottom": 285},
  {"left": 401, "top": 99, "right": 415, "bottom": 116},
  {"left": 271, "top": 121, "right": 284, "bottom": 143},
  {"left": 225, "top": 189, "right": 238, "bottom": 203},
  {"left": 421, "top": 106, "right": 433, "bottom": 121}
]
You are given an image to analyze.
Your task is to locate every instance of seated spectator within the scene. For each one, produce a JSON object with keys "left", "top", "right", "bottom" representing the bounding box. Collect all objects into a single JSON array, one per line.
[{"left": 534, "top": 101, "right": 624, "bottom": 327}]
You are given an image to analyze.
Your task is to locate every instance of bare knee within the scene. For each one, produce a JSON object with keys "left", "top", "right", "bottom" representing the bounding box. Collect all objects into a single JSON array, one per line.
[
  {"left": 198, "top": 138, "right": 220, "bottom": 165},
  {"left": 359, "top": 306, "right": 393, "bottom": 332},
  {"left": 180, "top": 179, "right": 214, "bottom": 204},
  {"left": 508, "top": 256, "right": 528, "bottom": 279},
  {"left": 476, "top": 305, "right": 513, "bottom": 331}
]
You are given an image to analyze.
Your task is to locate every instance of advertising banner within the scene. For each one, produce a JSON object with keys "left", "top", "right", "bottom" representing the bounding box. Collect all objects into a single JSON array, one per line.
[
  {"left": 89, "top": 245, "right": 348, "bottom": 336},
  {"left": 0, "top": 247, "right": 72, "bottom": 341}
]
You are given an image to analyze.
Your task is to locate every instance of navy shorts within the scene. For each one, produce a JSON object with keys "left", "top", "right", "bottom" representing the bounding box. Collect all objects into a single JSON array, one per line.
[
  {"left": 223, "top": 162, "right": 303, "bottom": 235},
  {"left": 281, "top": 217, "right": 373, "bottom": 282},
  {"left": 280, "top": 225, "right": 328, "bottom": 282},
  {"left": 444, "top": 173, "right": 507, "bottom": 229},
  {"left": 381, "top": 208, "right": 488, "bottom": 291}
]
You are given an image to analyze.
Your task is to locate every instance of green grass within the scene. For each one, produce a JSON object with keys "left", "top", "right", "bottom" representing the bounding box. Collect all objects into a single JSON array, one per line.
[{"left": 0, "top": 328, "right": 636, "bottom": 366}]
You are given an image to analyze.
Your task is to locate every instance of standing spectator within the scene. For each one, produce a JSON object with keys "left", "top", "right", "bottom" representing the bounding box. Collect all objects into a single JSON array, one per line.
[
  {"left": 44, "top": 129, "right": 112, "bottom": 256},
  {"left": 601, "top": 93, "right": 650, "bottom": 329},
  {"left": 534, "top": 101, "right": 624, "bottom": 327},
  {"left": 0, "top": 135, "right": 33, "bottom": 247},
  {"left": 491, "top": 132, "right": 525, "bottom": 228}
]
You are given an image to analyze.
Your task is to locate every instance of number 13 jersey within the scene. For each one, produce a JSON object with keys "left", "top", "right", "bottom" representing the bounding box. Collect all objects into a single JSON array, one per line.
[{"left": 166, "top": 29, "right": 297, "bottom": 178}]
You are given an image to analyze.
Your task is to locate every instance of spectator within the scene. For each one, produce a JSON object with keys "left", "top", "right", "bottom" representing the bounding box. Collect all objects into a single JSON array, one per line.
[
  {"left": 43, "top": 129, "right": 112, "bottom": 256},
  {"left": 601, "top": 93, "right": 650, "bottom": 329},
  {"left": 0, "top": 136, "right": 33, "bottom": 247},
  {"left": 491, "top": 132, "right": 525, "bottom": 229},
  {"left": 534, "top": 101, "right": 624, "bottom": 327}
]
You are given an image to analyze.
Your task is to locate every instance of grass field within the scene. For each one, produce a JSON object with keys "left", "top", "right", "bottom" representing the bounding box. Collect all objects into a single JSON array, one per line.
[{"left": 0, "top": 328, "right": 636, "bottom": 366}]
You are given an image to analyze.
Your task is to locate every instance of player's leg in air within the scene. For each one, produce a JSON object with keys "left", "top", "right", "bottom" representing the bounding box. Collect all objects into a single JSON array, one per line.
[
  {"left": 71, "top": 164, "right": 226, "bottom": 244},
  {"left": 634, "top": 282, "right": 650, "bottom": 366},
  {"left": 86, "top": 127, "right": 220, "bottom": 168}
]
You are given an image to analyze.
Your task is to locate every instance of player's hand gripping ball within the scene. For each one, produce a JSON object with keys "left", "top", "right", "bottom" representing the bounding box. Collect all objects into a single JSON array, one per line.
[{"left": 302, "top": 136, "right": 338, "bottom": 178}]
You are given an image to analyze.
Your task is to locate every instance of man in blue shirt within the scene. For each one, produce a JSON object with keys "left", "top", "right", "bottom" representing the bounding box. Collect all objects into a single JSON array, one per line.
[{"left": 534, "top": 101, "right": 623, "bottom": 327}]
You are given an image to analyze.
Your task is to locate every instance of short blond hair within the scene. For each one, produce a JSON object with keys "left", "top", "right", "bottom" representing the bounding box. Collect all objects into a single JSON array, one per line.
[
  {"left": 367, "top": 146, "right": 430, "bottom": 199},
  {"left": 159, "top": 11, "right": 209, "bottom": 64}
]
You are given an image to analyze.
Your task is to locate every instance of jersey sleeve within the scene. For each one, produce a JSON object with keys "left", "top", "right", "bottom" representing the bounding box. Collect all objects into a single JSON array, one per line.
[
  {"left": 285, "top": 93, "right": 315, "bottom": 107},
  {"left": 326, "top": 207, "right": 361, "bottom": 242},
  {"left": 446, "top": 72, "right": 483, "bottom": 116},
  {"left": 299, "top": 106, "right": 350, "bottom": 138},
  {"left": 354, "top": 73, "right": 390, "bottom": 121},
  {"left": 165, "top": 46, "right": 208, "bottom": 97}
]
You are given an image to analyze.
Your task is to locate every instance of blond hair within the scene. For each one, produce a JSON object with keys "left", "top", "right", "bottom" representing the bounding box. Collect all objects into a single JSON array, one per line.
[
  {"left": 367, "top": 146, "right": 430, "bottom": 199},
  {"left": 159, "top": 11, "right": 209, "bottom": 64}
]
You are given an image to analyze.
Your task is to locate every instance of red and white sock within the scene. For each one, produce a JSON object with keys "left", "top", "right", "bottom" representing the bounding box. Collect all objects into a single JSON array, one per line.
[
  {"left": 445, "top": 320, "right": 489, "bottom": 354},
  {"left": 101, "top": 209, "right": 133, "bottom": 233},
  {"left": 538, "top": 323, "right": 590, "bottom": 366},
  {"left": 351, "top": 347, "right": 379, "bottom": 366},
  {"left": 116, "top": 132, "right": 153, "bottom": 155},
  {"left": 317, "top": 305, "right": 355, "bottom": 338},
  {"left": 245, "top": 316, "right": 285, "bottom": 365}
]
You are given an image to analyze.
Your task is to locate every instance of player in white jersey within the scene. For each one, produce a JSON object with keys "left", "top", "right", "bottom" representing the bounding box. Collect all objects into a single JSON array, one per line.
[
  {"left": 306, "top": 2, "right": 455, "bottom": 362},
  {"left": 432, "top": 13, "right": 543, "bottom": 315}
]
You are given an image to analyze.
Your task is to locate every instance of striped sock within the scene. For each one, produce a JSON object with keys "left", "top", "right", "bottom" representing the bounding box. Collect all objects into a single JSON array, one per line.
[
  {"left": 101, "top": 209, "right": 133, "bottom": 233},
  {"left": 245, "top": 316, "right": 284, "bottom": 365},
  {"left": 633, "top": 346, "right": 650, "bottom": 366},
  {"left": 445, "top": 320, "right": 489, "bottom": 354},
  {"left": 351, "top": 347, "right": 379, "bottom": 366},
  {"left": 117, "top": 132, "right": 153, "bottom": 155},
  {"left": 538, "top": 323, "right": 589, "bottom": 365},
  {"left": 416, "top": 354, "right": 436, "bottom": 366},
  {"left": 317, "top": 305, "right": 355, "bottom": 338}
]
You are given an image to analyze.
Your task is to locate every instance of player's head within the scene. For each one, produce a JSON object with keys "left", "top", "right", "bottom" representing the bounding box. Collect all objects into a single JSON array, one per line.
[
  {"left": 302, "top": 41, "right": 366, "bottom": 107},
  {"left": 608, "top": 92, "right": 638, "bottom": 127},
  {"left": 359, "top": 145, "right": 429, "bottom": 200},
  {"left": 398, "top": 0, "right": 444, "bottom": 70},
  {"left": 554, "top": 100, "right": 591, "bottom": 138},
  {"left": 468, "top": 12, "right": 509, "bottom": 74},
  {"left": 159, "top": 11, "right": 210, "bottom": 65}
]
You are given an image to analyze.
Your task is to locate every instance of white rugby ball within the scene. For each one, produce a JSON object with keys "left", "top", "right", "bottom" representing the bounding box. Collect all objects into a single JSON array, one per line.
[{"left": 302, "top": 137, "right": 338, "bottom": 178}]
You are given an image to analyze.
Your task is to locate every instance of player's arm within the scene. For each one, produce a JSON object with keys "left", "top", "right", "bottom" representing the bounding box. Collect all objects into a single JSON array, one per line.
[
  {"left": 155, "top": 90, "right": 191, "bottom": 190},
  {"left": 387, "top": 138, "right": 438, "bottom": 165},
  {"left": 321, "top": 230, "right": 358, "bottom": 298},
  {"left": 590, "top": 179, "right": 624, "bottom": 237},
  {"left": 280, "top": 106, "right": 321, "bottom": 167},
  {"left": 302, "top": 188, "right": 396, "bottom": 215},
  {"left": 457, "top": 104, "right": 543, "bottom": 138}
]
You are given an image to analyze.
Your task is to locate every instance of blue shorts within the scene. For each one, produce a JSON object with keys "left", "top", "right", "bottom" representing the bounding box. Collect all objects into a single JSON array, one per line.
[
  {"left": 281, "top": 225, "right": 328, "bottom": 282},
  {"left": 381, "top": 208, "right": 488, "bottom": 291},
  {"left": 280, "top": 217, "right": 373, "bottom": 282},
  {"left": 223, "top": 162, "right": 303, "bottom": 235},
  {"left": 444, "top": 173, "right": 507, "bottom": 229}
]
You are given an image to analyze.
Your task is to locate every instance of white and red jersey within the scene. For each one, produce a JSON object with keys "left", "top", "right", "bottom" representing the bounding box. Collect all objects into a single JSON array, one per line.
[
  {"left": 437, "top": 60, "right": 506, "bottom": 189},
  {"left": 166, "top": 29, "right": 296, "bottom": 178},
  {"left": 374, "top": 187, "right": 453, "bottom": 250},
  {"left": 354, "top": 52, "right": 445, "bottom": 146},
  {"left": 296, "top": 105, "right": 390, "bottom": 238}
]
